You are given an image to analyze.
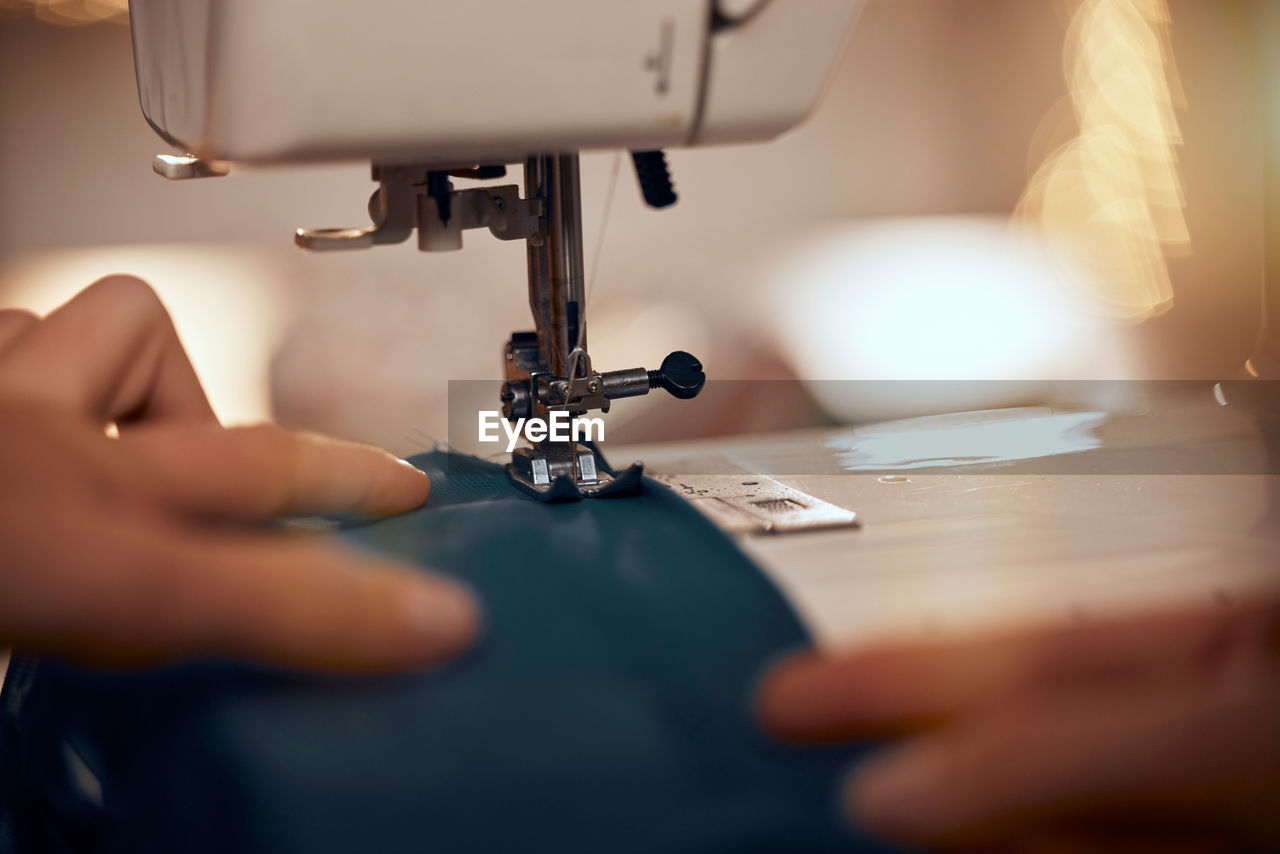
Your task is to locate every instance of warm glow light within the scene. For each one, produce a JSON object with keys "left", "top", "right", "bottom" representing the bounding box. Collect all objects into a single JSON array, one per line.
[
  {"left": 0, "top": 0, "right": 126, "bottom": 25},
  {"left": 767, "top": 218, "right": 1131, "bottom": 421},
  {"left": 1016, "top": 0, "right": 1187, "bottom": 321}
]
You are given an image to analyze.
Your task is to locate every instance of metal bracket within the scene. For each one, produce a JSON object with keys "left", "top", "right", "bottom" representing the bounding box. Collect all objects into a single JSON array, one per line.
[
  {"left": 295, "top": 165, "right": 539, "bottom": 252},
  {"left": 152, "top": 154, "right": 228, "bottom": 180},
  {"left": 540, "top": 349, "right": 611, "bottom": 413}
]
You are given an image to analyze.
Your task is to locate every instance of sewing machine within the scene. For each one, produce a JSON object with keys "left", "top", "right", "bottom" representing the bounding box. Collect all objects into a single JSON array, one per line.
[
  {"left": 8, "top": 6, "right": 1280, "bottom": 853},
  {"left": 128, "top": 0, "right": 865, "bottom": 498}
]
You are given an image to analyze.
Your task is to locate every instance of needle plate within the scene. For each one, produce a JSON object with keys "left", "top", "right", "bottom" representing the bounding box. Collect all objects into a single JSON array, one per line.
[{"left": 650, "top": 474, "right": 859, "bottom": 535}]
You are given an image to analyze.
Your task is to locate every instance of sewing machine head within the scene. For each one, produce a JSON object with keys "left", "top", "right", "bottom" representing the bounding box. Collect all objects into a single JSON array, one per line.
[{"left": 127, "top": 0, "right": 864, "bottom": 499}]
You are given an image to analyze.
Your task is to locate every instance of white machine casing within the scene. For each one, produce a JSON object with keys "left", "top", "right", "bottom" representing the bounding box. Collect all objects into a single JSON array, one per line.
[{"left": 128, "top": 0, "right": 865, "bottom": 166}]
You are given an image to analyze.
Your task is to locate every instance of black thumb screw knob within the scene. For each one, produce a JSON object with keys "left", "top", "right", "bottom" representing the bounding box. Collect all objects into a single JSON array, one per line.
[{"left": 649, "top": 351, "right": 706, "bottom": 400}]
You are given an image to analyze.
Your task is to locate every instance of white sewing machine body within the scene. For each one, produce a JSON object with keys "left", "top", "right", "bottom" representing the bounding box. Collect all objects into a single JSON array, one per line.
[
  {"left": 127, "top": 0, "right": 867, "bottom": 500},
  {"left": 129, "top": 0, "right": 864, "bottom": 166}
]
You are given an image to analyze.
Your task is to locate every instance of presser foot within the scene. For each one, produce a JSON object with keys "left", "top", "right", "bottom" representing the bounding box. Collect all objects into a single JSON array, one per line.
[{"left": 506, "top": 442, "right": 643, "bottom": 501}]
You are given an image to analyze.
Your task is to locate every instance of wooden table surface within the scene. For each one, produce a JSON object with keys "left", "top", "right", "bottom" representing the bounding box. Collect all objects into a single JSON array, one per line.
[
  {"left": 5, "top": 385, "right": 1276, "bottom": 690},
  {"left": 621, "top": 386, "right": 1280, "bottom": 650}
]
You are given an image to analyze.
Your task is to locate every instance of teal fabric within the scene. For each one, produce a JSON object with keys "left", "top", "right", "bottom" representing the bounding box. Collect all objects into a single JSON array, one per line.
[{"left": 0, "top": 452, "right": 903, "bottom": 854}]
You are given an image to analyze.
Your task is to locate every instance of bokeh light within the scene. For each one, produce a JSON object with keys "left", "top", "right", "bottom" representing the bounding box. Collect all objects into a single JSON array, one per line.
[
  {"left": 766, "top": 218, "right": 1131, "bottom": 421},
  {"left": 0, "top": 0, "right": 127, "bottom": 25},
  {"left": 1016, "top": 0, "right": 1188, "bottom": 321}
]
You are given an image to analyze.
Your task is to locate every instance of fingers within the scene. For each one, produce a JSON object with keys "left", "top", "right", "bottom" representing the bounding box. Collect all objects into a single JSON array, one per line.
[
  {"left": 120, "top": 422, "right": 431, "bottom": 519},
  {"left": 8, "top": 519, "right": 479, "bottom": 672},
  {"left": 165, "top": 533, "right": 480, "bottom": 672},
  {"left": 842, "top": 675, "right": 1280, "bottom": 848},
  {"left": 757, "top": 600, "right": 1280, "bottom": 743},
  {"left": 757, "top": 640, "right": 1024, "bottom": 741},
  {"left": 758, "top": 603, "right": 1280, "bottom": 849},
  {"left": 0, "top": 276, "right": 217, "bottom": 425},
  {"left": 0, "top": 308, "right": 37, "bottom": 356}
]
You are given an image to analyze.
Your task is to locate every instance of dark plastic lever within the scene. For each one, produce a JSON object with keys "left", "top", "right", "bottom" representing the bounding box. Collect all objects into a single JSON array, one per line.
[{"left": 631, "top": 151, "right": 678, "bottom": 209}]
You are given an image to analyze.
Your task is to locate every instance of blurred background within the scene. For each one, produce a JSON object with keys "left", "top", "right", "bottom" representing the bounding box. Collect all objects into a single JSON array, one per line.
[{"left": 0, "top": 0, "right": 1263, "bottom": 454}]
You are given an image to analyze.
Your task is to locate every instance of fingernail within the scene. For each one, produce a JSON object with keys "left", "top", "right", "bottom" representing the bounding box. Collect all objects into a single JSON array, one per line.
[
  {"left": 843, "top": 749, "right": 937, "bottom": 840},
  {"left": 400, "top": 577, "right": 481, "bottom": 656},
  {"left": 396, "top": 458, "right": 430, "bottom": 486},
  {"left": 386, "top": 459, "right": 430, "bottom": 512}
]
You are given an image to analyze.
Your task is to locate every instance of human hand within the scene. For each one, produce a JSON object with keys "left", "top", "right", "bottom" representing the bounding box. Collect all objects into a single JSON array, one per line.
[
  {"left": 757, "top": 596, "right": 1280, "bottom": 853},
  {"left": 0, "top": 276, "right": 478, "bottom": 672}
]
